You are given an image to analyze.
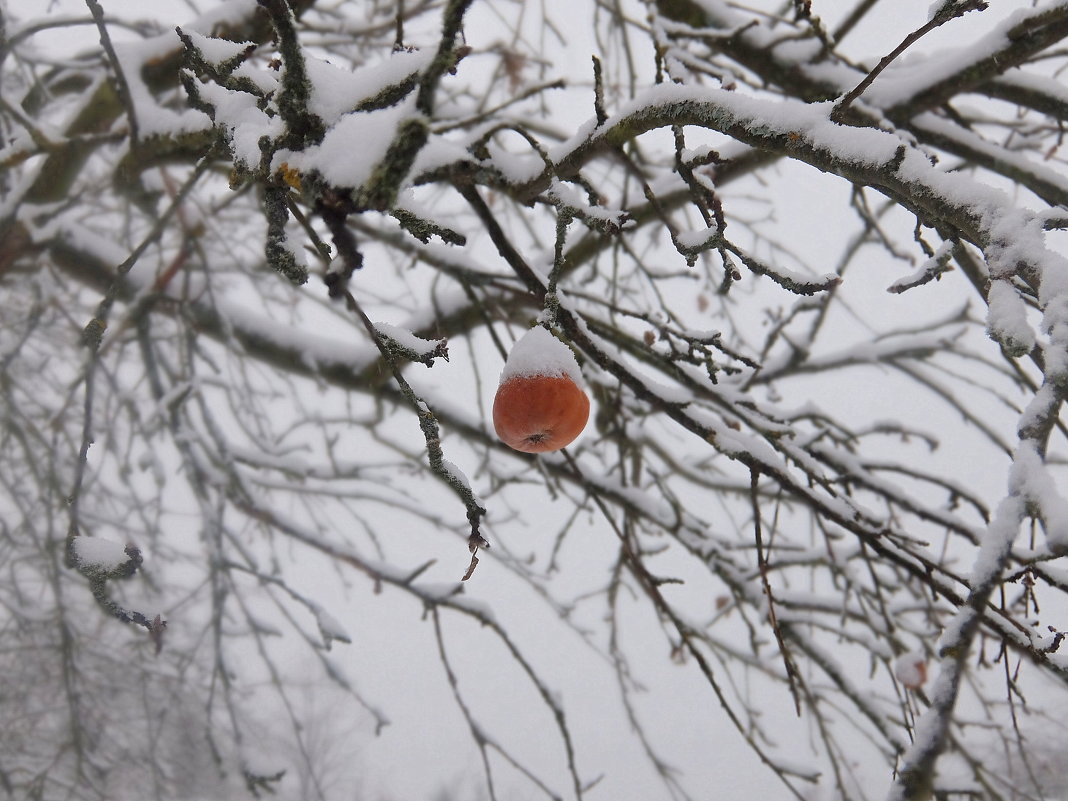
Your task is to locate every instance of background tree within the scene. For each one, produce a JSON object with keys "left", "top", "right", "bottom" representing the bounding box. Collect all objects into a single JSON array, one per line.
[{"left": 2, "top": 0, "right": 1068, "bottom": 799}]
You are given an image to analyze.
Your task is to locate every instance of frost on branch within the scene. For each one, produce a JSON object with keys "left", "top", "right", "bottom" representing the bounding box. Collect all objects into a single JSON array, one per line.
[
  {"left": 66, "top": 534, "right": 162, "bottom": 634},
  {"left": 986, "top": 278, "right": 1035, "bottom": 356},
  {"left": 372, "top": 322, "right": 449, "bottom": 367},
  {"left": 309, "top": 602, "right": 352, "bottom": 651},
  {"left": 177, "top": 7, "right": 448, "bottom": 282},
  {"left": 69, "top": 535, "right": 140, "bottom": 580}
]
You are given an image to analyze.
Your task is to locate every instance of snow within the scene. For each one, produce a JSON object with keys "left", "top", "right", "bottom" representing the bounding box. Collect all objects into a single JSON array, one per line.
[
  {"left": 578, "top": 467, "right": 679, "bottom": 528},
  {"left": 567, "top": 312, "right": 697, "bottom": 403},
  {"left": 374, "top": 322, "right": 445, "bottom": 359},
  {"left": 866, "top": 3, "right": 1057, "bottom": 108},
  {"left": 545, "top": 179, "right": 630, "bottom": 228},
  {"left": 547, "top": 116, "right": 599, "bottom": 164},
  {"left": 410, "top": 136, "right": 472, "bottom": 177},
  {"left": 216, "top": 292, "right": 380, "bottom": 373},
  {"left": 555, "top": 84, "right": 898, "bottom": 170},
  {"left": 544, "top": 75, "right": 1068, "bottom": 295},
  {"left": 686, "top": 0, "right": 746, "bottom": 29},
  {"left": 911, "top": 111, "right": 1068, "bottom": 204},
  {"left": 410, "top": 581, "right": 464, "bottom": 602},
  {"left": 71, "top": 536, "right": 131, "bottom": 571},
  {"left": 184, "top": 31, "right": 431, "bottom": 191},
  {"left": 310, "top": 601, "right": 352, "bottom": 650},
  {"left": 983, "top": 207, "right": 1054, "bottom": 283},
  {"left": 197, "top": 77, "right": 283, "bottom": 170},
  {"left": 1043, "top": 332, "right": 1068, "bottom": 387},
  {"left": 111, "top": 30, "right": 224, "bottom": 138},
  {"left": 675, "top": 227, "right": 720, "bottom": 250},
  {"left": 440, "top": 459, "right": 473, "bottom": 494},
  {"left": 965, "top": 495, "right": 1027, "bottom": 605},
  {"left": 392, "top": 190, "right": 463, "bottom": 242},
  {"left": 230, "top": 62, "right": 278, "bottom": 94},
  {"left": 1036, "top": 256, "right": 1068, "bottom": 330},
  {"left": 986, "top": 279, "right": 1036, "bottom": 356},
  {"left": 498, "top": 326, "right": 584, "bottom": 385},
  {"left": 485, "top": 139, "right": 545, "bottom": 184},
  {"left": 994, "top": 67, "right": 1068, "bottom": 107},
  {"left": 1010, "top": 441, "right": 1068, "bottom": 553},
  {"left": 180, "top": 28, "right": 252, "bottom": 64},
  {"left": 44, "top": 218, "right": 390, "bottom": 378},
  {"left": 280, "top": 99, "right": 417, "bottom": 190},
  {"left": 304, "top": 49, "right": 432, "bottom": 122},
  {"left": 927, "top": 0, "right": 948, "bottom": 22},
  {"left": 0, "top": 156, "right": 50, "bottom": 220},
  {"left": 177, "top": 0, "right": 260, "bottom": 36},
  {"left": 893, "top": 651, "right": 928, "bottom": 689},
  {"left": 680, "top": 144, "right": 718, "bottom": 165},
  {"left": 887, "top": 240, "right": 954, "bottom": 293}
]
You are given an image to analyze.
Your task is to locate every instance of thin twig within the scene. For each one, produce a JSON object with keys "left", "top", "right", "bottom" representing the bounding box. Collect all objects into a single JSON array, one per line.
[
  {"left": 751, "top": 468, "right": 804, "bottom": 717},
  {"left": 84, "top": 0, "right": 139, "bottom": 145},
  {"left": 832, "top": 0, "right": 989, "bottom": 122}
]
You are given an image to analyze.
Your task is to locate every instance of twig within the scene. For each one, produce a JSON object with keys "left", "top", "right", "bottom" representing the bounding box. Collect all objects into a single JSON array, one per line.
[
  {"left": 831, "top": 0, "right": 989, "bottom": 123},
  {"left": 84, "top": 0, "right": 139, "bottom": 145},
  {"left": 324, "top": 267, "right": 488, "bottom": 578},
  {"left": 751, "top": 468, "right": 804, "bottom": 717},
  {"left": 66, "top": 156, "right": 211, "bottom": 634},
  {"left": 591, "top": 55, "right": 607, "bottom": 127},
  {"left": 394, "top": 0, "right": 405, "bottom": 50}
]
